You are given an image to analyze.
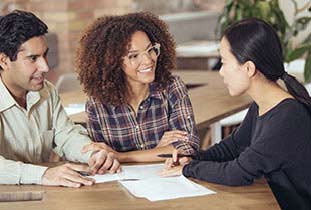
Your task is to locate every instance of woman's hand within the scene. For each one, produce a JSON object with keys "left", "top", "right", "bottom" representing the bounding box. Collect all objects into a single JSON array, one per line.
[
  {"left": 82, "top": 142, "right": 122, "bottom": 173},
  {"left": 156, "top": 130, "right": 188, "bottom": 148},
  {"left": 159, "top": 165, "right": 184, "bottom": 177},
  {"left": 159, "top": 149, "right": 192, "bottom": 177},
  {"left": 88, "top": 150, "right": 121, "bottom": 175}
]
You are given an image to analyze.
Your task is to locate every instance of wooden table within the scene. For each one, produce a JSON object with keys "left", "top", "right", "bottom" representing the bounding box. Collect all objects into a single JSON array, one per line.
[
  {"left": 60, "top": 71, "right": 252, "bottom": 130},
  {"left": 0, "top": 178, "right": 280, "bottom": 210}
]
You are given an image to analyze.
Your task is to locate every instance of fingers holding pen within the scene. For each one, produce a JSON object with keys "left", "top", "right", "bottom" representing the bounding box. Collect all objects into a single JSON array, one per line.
[
  {"left": 41, "top": 163, "right": 95, "bottom": 188},
  {"left": 163, "top": 149, "right": 193, "bottom": 169}
]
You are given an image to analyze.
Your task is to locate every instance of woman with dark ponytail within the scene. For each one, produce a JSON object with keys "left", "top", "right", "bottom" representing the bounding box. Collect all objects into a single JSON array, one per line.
[{"left": 162, "top": 18, "right": 311, "bottom": 210}]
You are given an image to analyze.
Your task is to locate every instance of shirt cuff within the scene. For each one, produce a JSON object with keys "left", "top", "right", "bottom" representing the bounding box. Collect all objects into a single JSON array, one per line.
[
  {"left": 20, "top": 163, "right": 48, "bottom": 185},
  {"left": 182, "top": 160, "right": 200, "bottom": 178},
  {"left": 80, "top": 151, "right": 92, "bottom": 163},
  {"left": 173, "top": 142, "right": 196, "bottom": 155}
]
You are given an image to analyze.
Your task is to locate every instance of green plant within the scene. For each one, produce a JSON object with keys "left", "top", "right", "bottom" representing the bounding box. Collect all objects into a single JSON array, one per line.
[{"left": 218, "top": 0, "right": 311, "bottom": 82}]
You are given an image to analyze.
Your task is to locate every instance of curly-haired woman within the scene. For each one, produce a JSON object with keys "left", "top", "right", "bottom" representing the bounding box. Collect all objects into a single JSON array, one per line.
[{"left": 76, "top": 12, "right": 200, "bottom": 163}]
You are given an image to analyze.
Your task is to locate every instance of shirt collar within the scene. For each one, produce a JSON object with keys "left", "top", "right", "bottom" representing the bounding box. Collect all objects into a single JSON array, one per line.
[
  {"left": 0, "top": 76, "right": 41, "bottom": 112},
  {"left": 111, "top": 82, "right": 163, "bottom": 111},
  {"left": 149, "top": 82, "right": 163, "bottom": 100}
]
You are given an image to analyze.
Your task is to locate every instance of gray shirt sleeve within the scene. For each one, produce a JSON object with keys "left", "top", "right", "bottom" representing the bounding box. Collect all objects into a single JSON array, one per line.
[{"left": 183, "top": 101, "right": 306, "bottom": 186}]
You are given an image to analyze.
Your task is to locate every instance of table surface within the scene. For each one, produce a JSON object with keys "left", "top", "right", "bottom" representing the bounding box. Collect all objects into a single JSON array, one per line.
[
  {"left": 60, "top": 70, "right": 253, "bottom": 129},
  {"left": 0, "top": 178, "right": 280, "bottom": 210}
]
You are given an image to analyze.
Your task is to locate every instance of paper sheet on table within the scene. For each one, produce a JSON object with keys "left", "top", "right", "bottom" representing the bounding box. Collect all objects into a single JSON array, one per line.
[
  {"left": 89, "top": 164, "right": 164, "bottom": 183},
  {"left": 89, "top": 173, "right": 121, "bottom": 183},
  {"left": 64, "top": 103, "right": 85, "bottom": 115},
  {"left": 120, "top": 176, "right": 216, "bottom": 201},
  {"left": 118, "top": 163, "right": 163, "bottom": 179},
  {"left": 89, "top": 164, "right": 216, "bottom": 201}
]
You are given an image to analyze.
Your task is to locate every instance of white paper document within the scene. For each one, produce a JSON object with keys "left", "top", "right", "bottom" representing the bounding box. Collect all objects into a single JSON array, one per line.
[
  {"left": 89, "top": 164, "right": 216, "bottom": 201},
  {"left": 118, "top": 164, "right": 163, "bottom": 180},
  {"left": 89, "top": 164, "right": 163, "bottom": 183},
  {"left": 90, "top": 173, "right": 120, "bottom": 183},
  {"left": 120, "top": 176, "right": 216, "bottom": 201}
]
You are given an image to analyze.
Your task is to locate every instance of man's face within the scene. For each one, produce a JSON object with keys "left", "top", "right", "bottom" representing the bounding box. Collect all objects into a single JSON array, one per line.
[{"left": 0, "top": 35, "right": 49, "bottom": 97}]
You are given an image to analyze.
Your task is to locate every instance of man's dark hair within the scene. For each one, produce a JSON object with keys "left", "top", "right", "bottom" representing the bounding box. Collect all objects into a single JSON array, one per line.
[{"left": 0, "top": 10, "right": 48, "bottom": 68}]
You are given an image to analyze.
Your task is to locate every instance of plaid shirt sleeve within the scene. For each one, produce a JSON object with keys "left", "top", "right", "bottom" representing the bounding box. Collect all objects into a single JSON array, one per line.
[
  {"left": 168, "top": 76, "right": 200, "bottom": 154},
  {"left": 85, "top": 98, "right": 107, "bottom": 143}
]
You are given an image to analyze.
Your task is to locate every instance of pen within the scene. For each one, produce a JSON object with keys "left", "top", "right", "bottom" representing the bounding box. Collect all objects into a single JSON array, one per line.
[
  {"left": 157, "top": 154, "right": 194, "bottom": 158},
  {"left": 76, "top": 171, "right": 90, "bottom": 176},
  {"left": 119, "top": 179, "right": 140, "bottom": 181}
]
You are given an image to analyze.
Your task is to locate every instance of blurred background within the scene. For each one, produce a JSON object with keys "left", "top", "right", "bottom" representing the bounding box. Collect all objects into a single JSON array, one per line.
[
  {"left": 0, "top": 0, "right": 221, "bottom": 83},
  {"left": 1, "top": 0, "right": 309, "bottom": 84}
]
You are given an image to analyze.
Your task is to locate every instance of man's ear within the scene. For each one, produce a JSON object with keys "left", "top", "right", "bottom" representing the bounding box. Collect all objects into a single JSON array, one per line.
[
  {"left": 0, "top": 53, "right": 9, "bottom": 71},
  {"left": 244, "top": 61, "right": 256, "bottom": 78}
]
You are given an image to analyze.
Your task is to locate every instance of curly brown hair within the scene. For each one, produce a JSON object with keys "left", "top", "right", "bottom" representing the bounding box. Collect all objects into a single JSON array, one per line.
[{"left": 75, "top": 12, "right": 176, "bottom": 106}]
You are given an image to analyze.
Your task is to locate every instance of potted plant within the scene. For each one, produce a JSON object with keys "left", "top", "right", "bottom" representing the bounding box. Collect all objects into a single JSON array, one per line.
[{"left": 218, "top": 0, "right": 311, "bottom": 82}]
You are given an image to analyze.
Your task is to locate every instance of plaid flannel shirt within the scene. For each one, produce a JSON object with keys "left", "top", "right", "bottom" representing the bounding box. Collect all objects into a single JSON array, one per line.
[{"left": 86, "top": 75, "right": 200, "bottom": 154}]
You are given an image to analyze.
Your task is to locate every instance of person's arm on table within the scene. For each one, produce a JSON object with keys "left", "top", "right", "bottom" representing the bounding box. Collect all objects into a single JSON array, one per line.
[
  {"left": 41, "top": 85, "right": 120, "bottom": 187},
  {"left": 0, "top": 155, "right": 48, "bottom": 185},
  {"left": 41, "top": 150, "right": 120, "bottom": 188},
  {"left": 160, "top": 104, "right": 257, "bottom": 182},
  {"left": 162, "top": 105, "right": 300, "bottom": 187},
  {"left": 193, "top": 104, "right": 256, "bottom": 162},
  {"left": 165, "top": 76, "right": 200, "bottom": 154}
]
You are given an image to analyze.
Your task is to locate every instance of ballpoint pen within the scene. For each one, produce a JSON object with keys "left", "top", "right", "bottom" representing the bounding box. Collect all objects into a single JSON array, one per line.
[
  {"left": 157, "top": 154, "right": 194, "bottom": 158},
  {"left": 76, "top": 171, "right": 90, "bottom": 176}
]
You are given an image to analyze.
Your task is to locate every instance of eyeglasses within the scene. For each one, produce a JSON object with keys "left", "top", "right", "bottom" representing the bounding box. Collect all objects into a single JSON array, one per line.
[{"left": 124, "top": 43, "right": 160, "bottom": 66}]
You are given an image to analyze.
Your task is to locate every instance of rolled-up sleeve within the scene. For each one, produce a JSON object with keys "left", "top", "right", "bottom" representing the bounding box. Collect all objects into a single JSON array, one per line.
[
  {"left": 85, "top": 98, "right": 107, "bottom": 143},
  {"left": 49, "top": 84, "right": 92, "bottom": 163},
  {"left": 0, "top": 156, "right": 48, "bottom": 184},
  {"left": 168, "top": 76, "right": 200, "bottom": 154}
]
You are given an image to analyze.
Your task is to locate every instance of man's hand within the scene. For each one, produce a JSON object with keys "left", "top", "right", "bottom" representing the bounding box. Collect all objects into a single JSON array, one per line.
[
  {"left": 156, "top": 130, "right": 188, "bottom": 148},
  {"left": 88, "top": 150, "right": 121, "bottom": 175},
  {"left": 41, "top": 163, "right": 95, "bottom": 188},
  {"left": 82, "top": 142, "right": 120, "bottom": 157}
]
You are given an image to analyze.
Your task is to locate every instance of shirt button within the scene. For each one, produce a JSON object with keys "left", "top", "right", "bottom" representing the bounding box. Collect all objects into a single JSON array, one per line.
[
  {"left": 139, "top": 106, "right": 143, "bottom": 110},
  {"left": 135, "top": 125, "right": 139, "bottom": 129},
  {"left": 140, "top": 144, "right": 144, "bottom": 148}
]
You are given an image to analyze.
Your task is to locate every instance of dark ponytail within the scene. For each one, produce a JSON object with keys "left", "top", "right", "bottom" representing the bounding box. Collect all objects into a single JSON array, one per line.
[
  {"left": 223, "top": 18, "right": 311, "bottom": 112},
  {"left": 281, "top": 72, "right": 311, "bottom": 110}
]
